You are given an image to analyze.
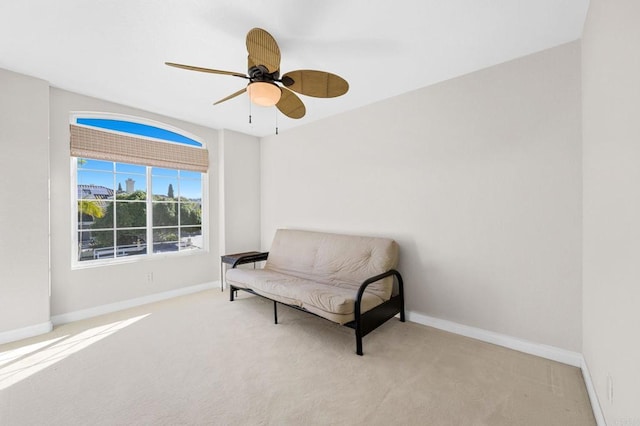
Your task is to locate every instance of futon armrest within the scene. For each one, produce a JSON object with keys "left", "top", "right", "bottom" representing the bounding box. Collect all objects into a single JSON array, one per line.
[
  {"left": 352, "top": 269, "right": 405, "bottom": 355},
  {"left": 231, "top": 252, "right": 269, "bottom": 268},
  {"left": 354, "top": 269, "right": 404, "bottom": 316}
]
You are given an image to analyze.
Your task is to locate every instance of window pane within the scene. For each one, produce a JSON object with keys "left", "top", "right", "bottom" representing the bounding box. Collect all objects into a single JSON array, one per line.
[
  {"left": 153, "top": 228, "right": 179, "bottom": 253},
  {"left": 115, "top": 163, "right": 145, "bottom": 174},
  {"left": 180, "top": 227, "right": 202, "bottom": 250},
  {"left": 78, "top": 158, "right": 112, "bottom": 172},
  {"left": 78, "top": 170, "right": 114, "bottom": 199},
  {"left": 78, "top": 231, "right": 95, "bottom": 261},
  {"left": 152, "top": 202, "right": 178, "bottom": 226},
  {"left": 180, "top": 170, "right": 201, "bottom": 180},
  {"left": 116, "top": 201, "right": 146, "bottom": 228},
  {"left": 78, "top": 200, "right": 108, "bottom": 230},
  {"left": 116, "top": 230, "right": 147, "bottom": 258},
  {"left": 179, "top": 178, "right": 202, "bottom": 200},
  {"left": 89, "top": 201, "right": 114, "bottom": 230},
  {"left": 116, "top": 174, "right": 147, "bottom": 195},
  {"left": 153, "top": 227, "right": 178, "bottom": 242},
  {"left": 152, "top": 168, "right": 178, "bottom": 177},
  {"left": 180, "top": 202, "right": 202, "bottom": 226},
  {"left": 76, "top": 118, "right": 203, "bottom": 147},
  {"left": 80, "top": 230, "right": 115, "bottom": 261},
  {"left": 152, "top": 176, "right": 178, "bottom": 199}
]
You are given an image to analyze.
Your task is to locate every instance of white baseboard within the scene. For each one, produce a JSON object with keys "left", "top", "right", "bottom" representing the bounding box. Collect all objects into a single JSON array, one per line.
[
  {"left": 406, "top": 310, "right": 583, "bottom": 367},
  {"left": 51, "top": 281, "right": 219, "bottom": 326},
  {"left": 580, "top": 357, "right": 606, "bottom": 426},
  {"left": 0, "top": 321, "right": 53, "bottom": 345}
]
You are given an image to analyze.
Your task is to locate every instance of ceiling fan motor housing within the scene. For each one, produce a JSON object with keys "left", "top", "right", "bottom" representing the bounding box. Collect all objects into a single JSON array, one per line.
[{"left": 249, "top": 65, "right": 280, "bottom": 82}]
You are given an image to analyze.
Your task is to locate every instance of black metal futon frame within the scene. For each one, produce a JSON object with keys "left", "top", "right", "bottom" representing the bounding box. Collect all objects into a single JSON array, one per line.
[{"left": 228, "top": 252, "right": 405, "bottom": 355}]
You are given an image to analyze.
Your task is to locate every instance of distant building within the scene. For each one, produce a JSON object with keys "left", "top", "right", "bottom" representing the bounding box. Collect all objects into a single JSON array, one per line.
[
  {"left": 78, "top": 184, "right": 113, "bottom": 200},
  {"left": 126, "top": 178, "right": 135, "bottom": 193}
]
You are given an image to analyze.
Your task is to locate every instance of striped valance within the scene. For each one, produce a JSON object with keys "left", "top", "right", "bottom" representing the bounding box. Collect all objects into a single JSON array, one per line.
[{"left": 70, "top": 124, "right": 209, "bottom": 172}]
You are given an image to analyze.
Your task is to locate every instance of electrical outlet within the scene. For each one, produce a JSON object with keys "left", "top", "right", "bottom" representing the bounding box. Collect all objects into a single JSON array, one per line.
[
  {"left": 146, "top": 272, "right": 154, "bottom": 284},
  {"left": 607, "top": 374, "right": 613, "bottom": 403}
]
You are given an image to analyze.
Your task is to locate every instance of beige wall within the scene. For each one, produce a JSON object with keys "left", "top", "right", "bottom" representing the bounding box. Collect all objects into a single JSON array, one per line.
[
  {"left": 218, "top": 129, "right": 261, "bottom": 255},
  {"left": 582, "top": 0, "right": 640, "bottom": 422},
  {"left": 0, "top": 70, "right": 262, "bottom": 337},
  {"left": 49, "top": 88, "right": 220, "bottom": 316},
  {"left": 261, "top": 42, "right": 583, "bottom": 351},
  {"left": 0, "top": 68, "right": 51, "bottom": 335}
]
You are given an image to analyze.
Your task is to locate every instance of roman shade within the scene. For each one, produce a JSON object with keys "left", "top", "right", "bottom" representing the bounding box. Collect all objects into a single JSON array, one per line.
[{"left": 70, "top": 124, "right": 209, "bottom": 172}]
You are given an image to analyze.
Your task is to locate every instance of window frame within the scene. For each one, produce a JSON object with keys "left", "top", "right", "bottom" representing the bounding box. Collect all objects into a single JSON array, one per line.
[{"left": 70, "top": 113, "right": 209, "bottom": 269}]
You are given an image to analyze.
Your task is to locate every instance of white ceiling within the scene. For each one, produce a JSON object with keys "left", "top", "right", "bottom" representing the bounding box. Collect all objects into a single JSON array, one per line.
[{"left": 0, "top": 0, "right": 589, "bottom": 137}]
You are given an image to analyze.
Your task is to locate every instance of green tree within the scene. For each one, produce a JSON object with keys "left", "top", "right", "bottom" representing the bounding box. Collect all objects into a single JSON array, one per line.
[
  {"left": 92, "top": 191, "right": 147, "bottom": 246},
  {"left": 167, "top": 183, "right": 175, "bottom": 199},
  {"left": 78, "top": 200, "right": 105, "bottom": 219},
  {"left": 180, "top": 202, "right": 202, "bottom": 225},
  {"left": 153, "top": 201, "right": 178, "bottom": 227}
]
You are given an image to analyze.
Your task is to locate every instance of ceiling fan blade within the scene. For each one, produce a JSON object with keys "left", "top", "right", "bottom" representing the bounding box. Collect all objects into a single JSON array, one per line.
[
  {"left": 165, "top": 62, "right": 248, "bottom": 79},
  {"left": 247, "top": 55, "right": 257, "bottom": 70},
  {"left": 281, "top": 70, "right": 349, "bottom": 98},
  {"left": 213, "top": 87, "right": 247, "bottom": 105},
  {"left": 276, "top": 87, "right": 306, "bottom": 119},
  {"left": 246, "top": 28, "right": 281, "bottom": 73}
]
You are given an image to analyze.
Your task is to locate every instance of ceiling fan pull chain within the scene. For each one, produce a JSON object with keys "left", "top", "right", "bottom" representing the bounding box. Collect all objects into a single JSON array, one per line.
[
  {"left": 248, "top": 97, "right": 252, "bottom": 124},
  {"left": 275, "top": 109, "right": 279, "bottom": 135}
]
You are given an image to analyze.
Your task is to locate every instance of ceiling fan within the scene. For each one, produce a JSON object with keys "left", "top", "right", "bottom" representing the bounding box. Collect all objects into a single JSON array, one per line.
[{"left": 165, "top": 28, "right": 349, "bottom": 120}]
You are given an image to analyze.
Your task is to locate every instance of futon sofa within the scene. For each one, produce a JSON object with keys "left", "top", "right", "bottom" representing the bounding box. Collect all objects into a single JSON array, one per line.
[{"left": 225, "top": 229, "right": 405, "bottom": 355}]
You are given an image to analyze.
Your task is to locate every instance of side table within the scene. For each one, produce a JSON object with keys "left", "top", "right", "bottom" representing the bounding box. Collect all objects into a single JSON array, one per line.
[{"left": 220, "top": 251, "right": 269, "bottom": 291}]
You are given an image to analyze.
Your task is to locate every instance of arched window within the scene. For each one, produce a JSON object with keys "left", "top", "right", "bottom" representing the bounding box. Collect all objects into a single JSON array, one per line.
[{"left": 70, "top": 113, "right": 209, "bottom": 266}]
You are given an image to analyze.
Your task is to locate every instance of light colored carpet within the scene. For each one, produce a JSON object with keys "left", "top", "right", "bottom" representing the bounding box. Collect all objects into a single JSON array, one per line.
[{"left": 0, "top": 289, "right": 595, "bottom": 425}]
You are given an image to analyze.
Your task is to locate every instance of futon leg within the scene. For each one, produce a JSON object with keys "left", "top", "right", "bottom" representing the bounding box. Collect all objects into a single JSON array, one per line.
[
  {"left": 398, "top": 272, "right": 406, "bottom": 322},
  {"left": 356, "top": 330, "right": 363, "bottom": 356},
  {"left": 274, "top": 301, "right": 278, "bottom": 324},
  {"left": 229, "top": 286, "right": 235, "bottom": 301}
]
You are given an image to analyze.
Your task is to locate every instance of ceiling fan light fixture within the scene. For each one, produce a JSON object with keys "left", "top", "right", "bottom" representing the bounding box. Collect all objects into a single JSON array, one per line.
[{"left": 248, "top": 81, "right": 281, "bottom": 107}]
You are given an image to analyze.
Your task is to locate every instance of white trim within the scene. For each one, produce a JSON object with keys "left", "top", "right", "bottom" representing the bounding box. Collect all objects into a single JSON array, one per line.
[
  {"left": 0, "top": 321, "right": 53, "bottom": 345},
  {"left": 70, "top": 156, "right": 78, "bottom": 270},
  {"left": 217, "top": 129, "right": 226, "bottom": 258},
  {"left": 51, "top": 282, "right": 218, "bottom": 326},
  {"left": 70, "top": 160, "right": 208, "bottom": 270},
  {"left": 581, "top": 357, "right": 606, "bottom": 426},
  {"left": 71, "top": 247, "right": 210, "bottom": 270},
  {"left": 406, "top": 310, "right": 583, "bottom": 367}
]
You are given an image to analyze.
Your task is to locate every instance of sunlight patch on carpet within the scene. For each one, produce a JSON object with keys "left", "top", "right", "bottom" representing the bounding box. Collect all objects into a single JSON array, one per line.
[{"left": 0, "top": 314, "right": 150, "bottom": 390}]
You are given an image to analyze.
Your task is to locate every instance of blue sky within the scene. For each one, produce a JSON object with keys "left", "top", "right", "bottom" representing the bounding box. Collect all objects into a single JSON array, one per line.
[
  {"left": 76, "top": 118, "right": 202, "bottom": 147},
  {"left": 78, "top": 159, "right": 202, "bottom": 200}
]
